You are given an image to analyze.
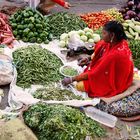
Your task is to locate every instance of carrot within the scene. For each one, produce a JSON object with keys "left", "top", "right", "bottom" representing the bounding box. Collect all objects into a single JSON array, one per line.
[
  {"left": 0, "top": 17, "right": 6, "bottom": 26},
  {"left": 1, "top": 37, "right": 13, "bottom": 45}
]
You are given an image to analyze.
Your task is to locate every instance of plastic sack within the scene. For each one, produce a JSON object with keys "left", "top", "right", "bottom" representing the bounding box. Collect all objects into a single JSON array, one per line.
[
  {"left": 68, "top": 34, "right": 85, "bottom": 51},
  {"left": 29, "top": 0, "right": 40, "bottom": 9},
  {"left": 0, "top": 55, "right": 14, "bottom": 86}
]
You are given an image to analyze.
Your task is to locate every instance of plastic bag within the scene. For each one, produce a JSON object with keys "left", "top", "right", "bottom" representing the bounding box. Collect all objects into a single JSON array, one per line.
[
  {"left": 29, "top": 0, "right": 40, "bottom": 9},
  {"left": 0, "top": 55, "right": 14, "bottom": 86},
  {"left": 68, "top": 34, "right": 85, "bottom": 51}
]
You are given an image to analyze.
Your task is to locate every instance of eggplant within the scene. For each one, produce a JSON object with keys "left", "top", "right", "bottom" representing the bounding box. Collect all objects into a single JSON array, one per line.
[
  {"left": 138, "top": 13, "right": 140, "bottom": 18},
  {"left": 126, "top": 10, "right": 136, "bottom": 17},
  {"left": 137, "top": 3, "right": 140, "bottom": 10},
  {"left": 127, "top": 1, "right": 134, "bottom": 7},
  {"left": 124, "top": 15, "right": 130, "bottom": 20}
]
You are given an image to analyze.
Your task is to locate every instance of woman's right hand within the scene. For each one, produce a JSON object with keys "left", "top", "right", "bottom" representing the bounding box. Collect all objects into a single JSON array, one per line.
[{"left": 78, "top": 57, "right": 90, "bottom": 67}]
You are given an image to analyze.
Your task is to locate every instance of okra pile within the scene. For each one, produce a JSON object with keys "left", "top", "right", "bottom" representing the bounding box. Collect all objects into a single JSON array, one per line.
[
  {"left": 23, "top": 104, "right": 106, "bottom": 140},
  {"left": 45, "top": 12, "right": 87, "bottom": 39},
  {"left": 34, "top": 86, "right": 82, "bottom": 100},
  {"left": 13, "top": 45, "right": 63, "bottom": 88}
]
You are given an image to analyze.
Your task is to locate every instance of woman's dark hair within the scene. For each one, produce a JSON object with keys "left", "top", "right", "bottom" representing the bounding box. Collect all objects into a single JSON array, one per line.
[{"left": 104, "top": 21, "right": 127, "bottom": 41}]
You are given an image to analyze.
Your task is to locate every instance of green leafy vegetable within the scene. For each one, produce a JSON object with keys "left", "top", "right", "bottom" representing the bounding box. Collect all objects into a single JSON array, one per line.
[
  {"left": 62, "top": 66, "right": 78, "bottom": 77},
  {"left": 34, "top": 86, "right": 82, "bottom": 100},
  {"left": 23, "top": 104, "right": 106, "bottom": 140},
  {"left": 129, "top": 40, "right": 140, "bottom": 69}
]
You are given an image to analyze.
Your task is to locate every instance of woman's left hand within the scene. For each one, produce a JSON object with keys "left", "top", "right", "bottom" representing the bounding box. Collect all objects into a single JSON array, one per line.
[{"left": 62, "top": 77, "right": 73, "bottom": 86}]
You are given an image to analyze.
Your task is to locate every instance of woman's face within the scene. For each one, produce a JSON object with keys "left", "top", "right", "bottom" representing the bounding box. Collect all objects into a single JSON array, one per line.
[{"left": 102, "top": 29, "right": 112, "bottom": 43}]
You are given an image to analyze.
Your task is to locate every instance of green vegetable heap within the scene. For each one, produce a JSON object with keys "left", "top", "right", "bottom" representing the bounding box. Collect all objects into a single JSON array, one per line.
[
  {"left": 62, "top": 66, "right": 78, "bottom": 77},
  {"left": 34, "top": 86, "right": 82, "bottom": 100},
  {"left": 9, "top": 8, "right": 51, "bottom": 44},
  {"left": 129, "top": 40, "right": 140, "bottom": 69},
  {"left": 45, "top": 12, "right": 87, "bottom": 39},
  {"left": 23, "top": 104, "right": 106, "bottom": 140},
  {"left": 13, "top": 45, "right": 63, "bottom": 88}
]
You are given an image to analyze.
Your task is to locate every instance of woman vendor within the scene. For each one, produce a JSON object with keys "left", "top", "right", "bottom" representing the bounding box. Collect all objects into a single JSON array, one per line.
[
  {"left": 62, "top": 21, "right": 140, "bottom": 118},
  {"left": 62, "top": 21, "right": 133, "bottom": 97}
]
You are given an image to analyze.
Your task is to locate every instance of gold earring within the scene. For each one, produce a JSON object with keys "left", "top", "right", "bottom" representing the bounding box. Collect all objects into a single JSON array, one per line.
[{"left": 110, "top": 38, "right": 113, "bottom": 43}]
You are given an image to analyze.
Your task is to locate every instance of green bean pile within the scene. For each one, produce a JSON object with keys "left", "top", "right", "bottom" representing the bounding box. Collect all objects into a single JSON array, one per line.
[
  {"left": 13, "top": 46, "right": 63, "bottom": 88},
  {"left": 23, "top": 104, "right": 106, "bottom": 140}
]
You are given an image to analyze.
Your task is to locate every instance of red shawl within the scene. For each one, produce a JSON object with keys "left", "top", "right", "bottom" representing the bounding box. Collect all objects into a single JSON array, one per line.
[{"left": 83, "top": 40, "right": 134, "bottom": 98}]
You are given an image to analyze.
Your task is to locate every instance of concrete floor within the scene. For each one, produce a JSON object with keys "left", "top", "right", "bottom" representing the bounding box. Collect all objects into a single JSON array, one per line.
[
  {"left": 52, "top": 0, "right": 127, "bottom": 14},
  {"left": 1, "top": 0, "right": 127, "bottom": 14}
]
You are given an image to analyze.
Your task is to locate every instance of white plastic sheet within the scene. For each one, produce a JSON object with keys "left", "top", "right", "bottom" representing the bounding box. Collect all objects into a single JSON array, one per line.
[
  {"left": 0, "top": 59, "right": 13, "bottom": 86},
  {"left": 1, "top": 41, "right": 87, "bottom": 112}
]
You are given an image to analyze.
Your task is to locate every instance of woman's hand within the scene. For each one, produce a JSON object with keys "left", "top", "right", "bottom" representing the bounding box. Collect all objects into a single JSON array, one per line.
[
  {"left": 62, "top": 77, "right": 73, "bottom": 86},
  {"left": 64, "top": 2, "right": 71, "bottom": 9},
  {"left": 78, "top": 57, "right": 90, "bottom": 67}
]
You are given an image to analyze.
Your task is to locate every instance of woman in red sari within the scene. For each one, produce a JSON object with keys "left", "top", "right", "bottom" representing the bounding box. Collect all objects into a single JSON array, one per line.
[{"left": 62, "top": 21, "right": 134, "bottom": 98}]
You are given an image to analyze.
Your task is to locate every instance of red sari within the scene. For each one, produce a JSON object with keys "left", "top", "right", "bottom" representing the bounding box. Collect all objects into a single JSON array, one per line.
[{"left": 83, "top": 40, "right": 134, "bottom": 98}]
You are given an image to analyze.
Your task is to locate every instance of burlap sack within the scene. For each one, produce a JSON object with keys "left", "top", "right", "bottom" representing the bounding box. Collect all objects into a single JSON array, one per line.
[{"left": 0, "top": 118, "right": 38, "bottom": 140}]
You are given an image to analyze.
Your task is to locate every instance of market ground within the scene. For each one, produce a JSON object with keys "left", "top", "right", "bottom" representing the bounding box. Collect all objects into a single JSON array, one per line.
[
  {"left": 1, "top": 0, "right": 127, "bottom": 13},
  {"left": 0, "top": 0, "right": 140, "bottom": 140}
]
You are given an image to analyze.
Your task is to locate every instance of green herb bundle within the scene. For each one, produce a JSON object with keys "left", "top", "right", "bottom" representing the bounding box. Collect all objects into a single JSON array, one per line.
[
  {"left": 34, "top": 86, "right": 82, "bottom": 100},
  {"left": 23, "top": 104, "right": 106, "bottom": 140}
]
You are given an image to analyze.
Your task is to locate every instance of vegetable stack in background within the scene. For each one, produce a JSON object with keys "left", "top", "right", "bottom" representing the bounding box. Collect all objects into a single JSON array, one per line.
[
  {"left": 129, "top": 40, "right": 140, "bottom": 69},
  {"left": 59, "top": 27, "right": 101, "bottom": 48},
  {"left": 103, "top": 8, "right": 124, "bottom": 22},
  {"left": 119, "top": 0, "right": 140, "bottom": 21},
  {"left": 123, "top": 19, "right": 140, "bottom": 40},
  {"left": 9, "top": 8, "right": 51, "bottom": 44},
  {"left": 45, "top": 12, "right": 87, "bottom": 39},
  {"left": 0, "top": 12, "right": 14, "bottom": 48},
  {"left": 80, "top": 12, "right": 113, "bottom": 30}
]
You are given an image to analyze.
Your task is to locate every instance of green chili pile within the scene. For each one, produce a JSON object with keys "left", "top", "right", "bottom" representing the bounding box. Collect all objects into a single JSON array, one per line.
[
  {"left": 23, "top": 104, "right": 106, "bottom": 140},
  {"left": 13, "top": 46, "right": 63, "bottom": 88},
  {"left": 34, "top": 86, "right": 82, "bottom": 100},
  {"left": 45, "top": 12, "right": 87, "bottom": 39}
]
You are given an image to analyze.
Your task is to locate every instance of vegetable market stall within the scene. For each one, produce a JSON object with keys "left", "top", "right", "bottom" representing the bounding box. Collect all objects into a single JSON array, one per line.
[{"left": 0, "top": 0, "right": 140, "bottom": 139}]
